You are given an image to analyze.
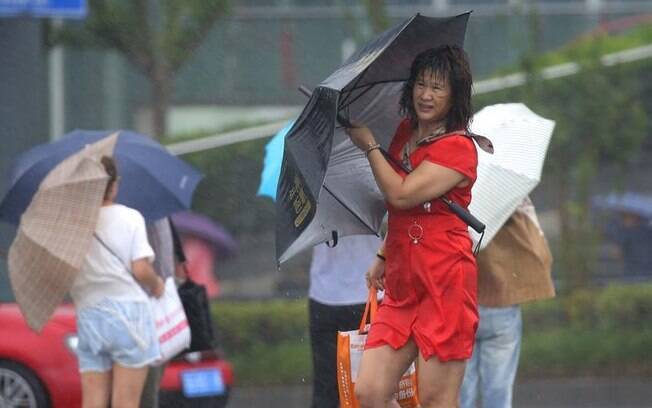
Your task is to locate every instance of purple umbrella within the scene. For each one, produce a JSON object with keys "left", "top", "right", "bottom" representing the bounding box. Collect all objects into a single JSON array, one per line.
[{"left": 170, "top": 212, "right": 237, "bottom": 257}]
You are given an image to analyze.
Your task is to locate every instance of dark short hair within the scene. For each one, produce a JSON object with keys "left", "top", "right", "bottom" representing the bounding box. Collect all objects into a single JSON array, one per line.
[
  {"left": 101, "top": 156, "right": 118, "bottom": 200},
  {"left": 399, "top": 45, "right": 473, "bottom": 132}
]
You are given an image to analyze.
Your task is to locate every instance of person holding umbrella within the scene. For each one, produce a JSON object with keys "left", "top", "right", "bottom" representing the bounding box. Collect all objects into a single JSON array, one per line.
[
  {"left": 460, "top": 197, "right": 555, "bottom": 408},
  {"left": 345, "top": 45, "right": 478, "bottom": 407},
  {"left": 70, "top": 156, "right": 164, "bottom": 408}
]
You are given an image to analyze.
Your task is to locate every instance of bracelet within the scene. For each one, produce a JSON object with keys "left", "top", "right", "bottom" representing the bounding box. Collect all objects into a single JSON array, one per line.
[
  {"left": 365, "top": 143, "right": 381, "bottom": 156},
  {"left": 376, "top": 253, "right": 386, "bottom": 261}
]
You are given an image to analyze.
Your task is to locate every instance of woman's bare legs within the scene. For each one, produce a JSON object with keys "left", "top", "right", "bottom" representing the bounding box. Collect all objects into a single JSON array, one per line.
[
  {"left": 416, "top": 354, "right": 466, "bottom": 408},
  {"left": 355, "top": 339, "right": 419, "bottom": 408},
  {"left": 111, "top": 364, "right": 149, "bottom": 408},
  {"left": 81, "top": 371, "right": 111, "bottom": 408}
]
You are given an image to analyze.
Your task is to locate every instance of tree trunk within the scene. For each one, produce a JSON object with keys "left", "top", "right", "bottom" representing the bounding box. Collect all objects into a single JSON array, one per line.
[{"left": 150, "top": 66, "right": 169, "bottom": 139}]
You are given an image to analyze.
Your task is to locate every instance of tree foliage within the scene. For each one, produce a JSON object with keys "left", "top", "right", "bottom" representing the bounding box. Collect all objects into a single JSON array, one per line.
[
  {"left": 49, "top": 0, "right": 230, "bottom": 138},
  {"left": 477, "top": 34, "right": 648, "bottom": 291}
]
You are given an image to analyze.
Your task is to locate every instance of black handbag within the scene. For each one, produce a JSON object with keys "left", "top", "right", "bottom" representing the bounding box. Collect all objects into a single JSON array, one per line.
[
  {"left": 168, "top": 218, "right": 218, "bottom": 352},
  {"left": 177, "top": 278, "right": 217, "bottom": 352}
]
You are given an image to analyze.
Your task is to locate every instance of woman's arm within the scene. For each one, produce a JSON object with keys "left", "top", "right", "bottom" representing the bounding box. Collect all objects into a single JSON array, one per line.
[
  {"left": 132, "top": 258, "right": 165, "bottom": 298},
  {"left": 348, "top": 126, "right": 466, "bottom": 210},
  {"left": 367, "top": 235, "right": 387, "bottom": 290}
]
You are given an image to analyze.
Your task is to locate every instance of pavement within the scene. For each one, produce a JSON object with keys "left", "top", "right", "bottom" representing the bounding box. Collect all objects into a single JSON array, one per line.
[
  {"left": 513, "top": 377, "right": 652, "bottom": 408},
  {"left": 227, "top": 377, "right": 652, "bottom": 407}
]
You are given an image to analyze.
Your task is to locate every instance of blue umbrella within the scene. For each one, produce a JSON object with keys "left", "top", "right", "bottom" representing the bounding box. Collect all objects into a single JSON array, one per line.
[
  {"left": 0, "top": 130, "right": 203, "bottom": 224},
  {"left": 592, "top": 192, "right": 652, "bottom": 220},
  {"left": 257, "top": 120, "right": 294, "bottom": 201}
]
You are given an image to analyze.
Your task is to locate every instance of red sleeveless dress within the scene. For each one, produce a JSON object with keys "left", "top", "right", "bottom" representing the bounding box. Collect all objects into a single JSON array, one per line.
[{"left": 365, "top": 119, "right": 479, "bottom": 362}]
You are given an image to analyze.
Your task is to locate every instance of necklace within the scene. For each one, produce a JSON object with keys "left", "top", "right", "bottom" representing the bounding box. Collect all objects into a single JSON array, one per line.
[
  {"left": 416, "top": 126, "right": 446, "bottom": 144},
  {"left": 402, "top": 126, "right": 446, "bottom": 169}
]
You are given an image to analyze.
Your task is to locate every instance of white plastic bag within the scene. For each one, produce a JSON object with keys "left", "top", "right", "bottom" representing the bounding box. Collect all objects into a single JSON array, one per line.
[
  {"left": 337, "top": 289, "right": 419, "bottom": 408},
  {"left": 150, "top": 277, "right": 191, "bottom": 365}
]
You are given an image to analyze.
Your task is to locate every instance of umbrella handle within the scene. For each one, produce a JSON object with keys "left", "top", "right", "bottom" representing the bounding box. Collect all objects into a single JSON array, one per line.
[
  {"left": 440, "top": 197, "right": 486, "bottom": 234},
  {"left": 380, "top": 149, "right": 486, "bottom": 234},
  {"left": 298, "top": 85, "right": 354, "bottom": 128}
]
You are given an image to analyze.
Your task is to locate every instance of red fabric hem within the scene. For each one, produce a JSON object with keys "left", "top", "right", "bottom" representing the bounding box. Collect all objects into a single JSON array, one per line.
[{"left": 365, "top": 321, "right": 474, "bottom": 362}]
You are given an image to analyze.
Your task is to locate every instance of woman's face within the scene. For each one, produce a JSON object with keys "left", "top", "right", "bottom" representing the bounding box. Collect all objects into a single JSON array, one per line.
[{"left": 412, "top": 69, "right": 452, "bottom": 126}]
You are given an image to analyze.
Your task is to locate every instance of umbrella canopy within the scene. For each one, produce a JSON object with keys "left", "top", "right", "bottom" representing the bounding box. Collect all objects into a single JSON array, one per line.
[
  {"left": 170, "top": 212, "right": 237, "bottom": 257},
  {"left": 8, "top": 135, "right": 117, "bottom": 331},
  {"left": 0, "top": 129, "right": 202, "bottom": 224},
  {"left": 468, "top": 103, "right": 555, "bottom": 249},
  {"left": 257, "top": 120, "right": 295, "bottom": 200},
  {"left": 276, "top": 12, "right": 471, "bottom": 263},
  {"left": 592, "top": 192, "right": 652, "bottom": 220}
]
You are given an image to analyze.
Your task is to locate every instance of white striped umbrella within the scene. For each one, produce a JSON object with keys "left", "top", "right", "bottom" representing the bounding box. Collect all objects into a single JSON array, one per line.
[{"left": 469, "top": 103, "right": 555, "bottom": 249}]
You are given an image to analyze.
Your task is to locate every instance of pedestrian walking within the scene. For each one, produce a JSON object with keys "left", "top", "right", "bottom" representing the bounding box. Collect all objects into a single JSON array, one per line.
[
  {"left": 70, "top": 156, "right": 164, "bottom": 408},
  {"left": 460, "top": 197, "right": 555, "bottom": 408},
  {"left": 309, "top": 234, "right": 383, "bottom": 408},
  {"left": 345, "top": 45, "right": 479, "bottom": 408}
]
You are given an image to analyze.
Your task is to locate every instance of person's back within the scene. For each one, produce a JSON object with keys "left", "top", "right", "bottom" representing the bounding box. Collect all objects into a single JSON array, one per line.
[
  {"left": 309, "top": 235, "right": 380, "bottom": 306},
  {"left": 70, "top": 204, "right": 152, "bottom": 309},
  {"left": 71, "top": 156, "right": 164, "bottom": 408},
  {"left": 308, "top": 234, "right": 382, "bottom": 408},
  {"left": 461, "top": 198, "right": 555, "bottom": 408}
]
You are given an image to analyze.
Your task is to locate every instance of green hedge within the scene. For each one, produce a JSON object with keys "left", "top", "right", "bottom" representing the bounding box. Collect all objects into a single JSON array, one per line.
[
  {"left": 211, "top": 299, "right": 311, "bottom": 386},
  {"left": 520, "top": 327, "right": 652, "bottom": 377},
  {"left": 520, "top": 283, "right": 652, "bottom": 377},
  {"left": 522, "top": 282, "right": 652, "bottom": 330},
  {"left": 211, "top": 283, "right": 652, "bottom": 385}
]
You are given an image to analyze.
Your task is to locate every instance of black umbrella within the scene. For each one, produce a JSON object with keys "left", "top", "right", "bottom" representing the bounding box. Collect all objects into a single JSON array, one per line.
[{"left": 276, "top": 12, "right": 480, "bottom": 263}]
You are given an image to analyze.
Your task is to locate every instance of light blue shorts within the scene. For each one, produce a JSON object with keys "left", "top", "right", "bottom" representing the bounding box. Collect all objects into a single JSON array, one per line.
[{"left": 76, "top": 298, "right": 160, "bottom": 373}]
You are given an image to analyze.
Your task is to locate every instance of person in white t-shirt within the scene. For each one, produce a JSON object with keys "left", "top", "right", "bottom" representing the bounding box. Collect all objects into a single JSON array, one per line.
[
  {"left": 70, "top": 156, "right": 164, "bottom": 408},
  {"left": 308, "top": 234, "right": 383, "bottom": 408}
]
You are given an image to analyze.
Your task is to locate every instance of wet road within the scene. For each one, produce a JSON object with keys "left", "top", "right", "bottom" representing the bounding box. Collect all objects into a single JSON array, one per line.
[
  {"left": 228, "top": 377, "right": 652, "bottom": 407},
  {"left": 513, "top": 377, "right": 652, "bottom": 408}
]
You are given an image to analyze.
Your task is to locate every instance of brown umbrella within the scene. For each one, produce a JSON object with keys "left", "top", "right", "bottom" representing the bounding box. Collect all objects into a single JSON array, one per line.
[{"left": 8, "top": 133, "right": 118, "bottom": 332}]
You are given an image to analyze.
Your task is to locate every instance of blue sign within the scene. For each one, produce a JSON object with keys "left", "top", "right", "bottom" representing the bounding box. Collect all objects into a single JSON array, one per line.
[{"left": 0, "top": 0, "right": 87, "bottom": 19}]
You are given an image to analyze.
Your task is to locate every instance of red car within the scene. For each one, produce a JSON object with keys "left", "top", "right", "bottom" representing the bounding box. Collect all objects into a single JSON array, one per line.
[{"left": 0, "top": 291, "right": 233, "bottom": 408}]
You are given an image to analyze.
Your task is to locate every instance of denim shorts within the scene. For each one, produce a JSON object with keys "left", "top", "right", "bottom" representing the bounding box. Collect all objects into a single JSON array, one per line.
[{"left": 76, "top": 298, "right": 161, "bottom": 372}]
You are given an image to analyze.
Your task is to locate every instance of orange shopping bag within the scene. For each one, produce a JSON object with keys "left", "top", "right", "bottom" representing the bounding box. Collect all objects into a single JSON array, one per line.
[{"left": 337, "top": 289, "right": 419, "bottom": 408}]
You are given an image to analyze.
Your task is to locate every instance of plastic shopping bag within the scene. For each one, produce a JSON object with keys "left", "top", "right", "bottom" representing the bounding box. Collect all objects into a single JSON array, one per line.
[
  {"left": 150, "top": 277, "right": 191, "bottom": 365},
  {"left": 337, "top": 289, "right": 419, "bottom": 408}
]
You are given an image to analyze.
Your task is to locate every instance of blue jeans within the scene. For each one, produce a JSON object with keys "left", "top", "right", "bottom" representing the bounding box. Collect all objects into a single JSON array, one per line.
[{"left": 460, "top": 305, "right": 522, "bottom": 408}]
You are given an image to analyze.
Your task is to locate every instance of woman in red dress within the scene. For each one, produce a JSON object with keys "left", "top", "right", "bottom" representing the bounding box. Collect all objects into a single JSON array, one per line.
[{"left": 345, "top": 46, "right": 478, "bottom": 408}]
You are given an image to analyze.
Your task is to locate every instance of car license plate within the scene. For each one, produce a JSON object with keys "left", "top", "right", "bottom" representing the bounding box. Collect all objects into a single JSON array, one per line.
[{"left": 181, "top": 368, "right": 225, "bottom": 398}]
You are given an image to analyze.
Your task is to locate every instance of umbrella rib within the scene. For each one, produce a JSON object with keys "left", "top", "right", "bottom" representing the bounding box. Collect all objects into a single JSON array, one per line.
[
  {"left": 337, "top": 16, "right": 415, "bottom": 108},
  {"left": 339, "top": 83, "right": 377, "bottom": 113},
  {"left": 339, "top": 73, "right": 366, "bottom": 107},
  {"left": 322, "top": 184, "right": 379, "bottom": 237}
]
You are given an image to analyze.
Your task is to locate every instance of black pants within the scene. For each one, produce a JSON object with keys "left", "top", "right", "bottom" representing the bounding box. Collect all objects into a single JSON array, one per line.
[{"left": 309, "top": 299, "right": 366, "bottom": 408}]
